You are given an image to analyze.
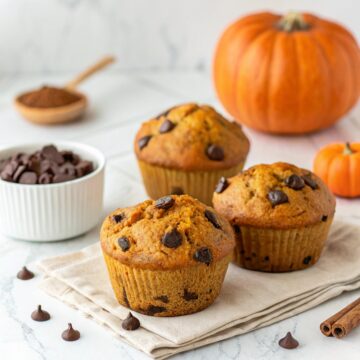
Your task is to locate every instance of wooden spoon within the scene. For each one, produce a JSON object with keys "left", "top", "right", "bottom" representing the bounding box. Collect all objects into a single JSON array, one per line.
[{"left": 14, "top": 56, "right": 115, "bottom": 125}]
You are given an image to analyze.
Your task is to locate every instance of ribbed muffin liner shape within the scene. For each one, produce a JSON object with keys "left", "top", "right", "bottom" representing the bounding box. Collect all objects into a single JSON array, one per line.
[
  {"left": 232, "top": 216, "right": 334, "bottom": 272},
  {"left": 137, "top": 160, "right": 244, "bottom": 205},
  {"left": 102, "top": 251, "right": 232, "bottom": 317}
]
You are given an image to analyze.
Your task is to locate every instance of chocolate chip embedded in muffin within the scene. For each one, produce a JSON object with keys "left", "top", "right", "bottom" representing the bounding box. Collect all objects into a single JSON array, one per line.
[
  {"left": 322, "top": 215, "right": 328, "bottom": 222},
  {"left": 146, "top": 305, "right": 167, "bottom": 316},
  {"left": 204, "top": 210, "right": 221, "bottom": 229},
  {"left": 162, "top": 228, "right": 182, "bottom": 248},
  {"left": 285, "top": 174, "right": 305, "bottom": 190},
  {"left": 182, "top": 289, "right": 198, "bottom": 301},
  {"left": 193, "top": 247, "right": 212, "bottom": 265},
  {"left": 170, "top": 186, "right": 184, "bottom": 195},
  {"left": 159, "top": 119, "right": 176, "bottom": 133},
  {"left": 303, "top": 175, "right": 318, "bottom": 190},
  {"left": 267, "top": 190, "right": 289, "bottom": 207},
  {"left": 206, "top": 144, "right": 224, "bottom": 161},
  {"left": 112, "top": 214, "right": 124, "bottom": 223},
  {"left": 138, "top": 135, "right": 152, "bottom": 150},
  {"left": 118, "top": 237, "right": 130, "bottom": 252},
  {"left": 303, "top": 256, "right": 312, "bottom": 265},
  {"left": 215, "top": 176, "right": 229, "bottom": 193},
  {"left": 100, "top": 195, "right": 235, "bottom": 316},
  {"left": 155, "top": 196, "right": 175, "bottom": 210},
  {"left": 154, "top": 295, "right": 169, "bottom": 303}
]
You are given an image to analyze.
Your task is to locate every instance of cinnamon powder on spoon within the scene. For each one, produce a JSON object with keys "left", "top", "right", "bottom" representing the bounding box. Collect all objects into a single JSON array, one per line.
[{"left": 18, "top": 86, "right": 81, "bottom": 108}]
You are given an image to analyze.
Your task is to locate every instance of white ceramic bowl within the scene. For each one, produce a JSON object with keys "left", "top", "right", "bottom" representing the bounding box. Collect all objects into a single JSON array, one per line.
[{"left": 0, "top": 141, "right": 105, "bottom": 241}]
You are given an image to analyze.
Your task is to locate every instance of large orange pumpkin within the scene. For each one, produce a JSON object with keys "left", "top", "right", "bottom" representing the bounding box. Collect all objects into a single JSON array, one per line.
[
  {"left": 314, "top": 142, "right": 360, "bottom": 198},
  {"left": 213, "top": 12, "right": 360, "bottom": 134}
]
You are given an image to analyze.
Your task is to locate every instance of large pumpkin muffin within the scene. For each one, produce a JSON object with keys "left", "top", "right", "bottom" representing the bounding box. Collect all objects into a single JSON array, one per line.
[
  {"left": 134, "top": 103, "right": 250, "bottom": 205},
  {"left": 213, "top": 162, "right": 336, "bottom": 272},
  {"left": 100, "top": 194, "right": 235, "bottom": 316}
]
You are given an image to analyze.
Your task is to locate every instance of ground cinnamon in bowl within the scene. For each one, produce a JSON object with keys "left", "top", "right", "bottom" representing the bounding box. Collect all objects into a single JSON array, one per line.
[{"left": 18, "top": 86, "right": 81, "bottom": 108}]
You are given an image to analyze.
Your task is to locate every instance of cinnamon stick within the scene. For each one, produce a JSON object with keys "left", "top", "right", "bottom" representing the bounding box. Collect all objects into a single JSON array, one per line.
[{"left": 320, "top": 297, "right": 360, "bottom": 338}]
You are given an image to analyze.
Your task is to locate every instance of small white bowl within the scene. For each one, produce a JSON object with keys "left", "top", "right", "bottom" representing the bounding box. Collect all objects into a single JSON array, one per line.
[{"left": 0, "top": 141, "right": 105, "bottom": 241}]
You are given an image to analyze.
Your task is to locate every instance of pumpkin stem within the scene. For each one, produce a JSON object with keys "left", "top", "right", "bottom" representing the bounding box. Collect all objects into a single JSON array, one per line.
[
  {"left": 343, "top": 142, "right": 354, "bottom": 155},
  {"left": 278, "top": 12, "right": 310, "bottom": 32}
]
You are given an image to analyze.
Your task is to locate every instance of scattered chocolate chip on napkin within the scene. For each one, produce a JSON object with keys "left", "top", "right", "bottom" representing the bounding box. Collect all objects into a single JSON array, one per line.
[{"left": 37, "top": 221, "right": 360, "bottom": 359}]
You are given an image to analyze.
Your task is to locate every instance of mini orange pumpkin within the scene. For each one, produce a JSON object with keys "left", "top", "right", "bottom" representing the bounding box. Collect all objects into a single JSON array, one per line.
[
  {"left": 314, "top": 142, "right": 360, "bottom": 198},
  {"left": 213, "top": 12, "right": 360, "bottom": 134}
]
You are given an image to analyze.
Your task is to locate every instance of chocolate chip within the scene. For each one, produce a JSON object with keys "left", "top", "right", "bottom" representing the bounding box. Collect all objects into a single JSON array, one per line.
[
  {"left": 206, "top": 144, "right": 224, "bottom": 161},
  {"left": 146, "top": 305, "right": 166, "bottom": 316},
  {"left": 303, "top": 256, "right": 312, "bottom": 265},
  {"left": 75, "top": 161, "right": 93, "bottom": 177},
  {"left": 193, "top": 247, "right": 212, "bottom": 265},
  {"left": 12, "top": 165, "right": 26, "bottom": 182},
  {"left": 215, "top": 176, "right": 229, "bottom": 193},
  {"left": 118, "top": 237, "right": 130, "bottom": 252},
  {"left": 322, "top": 215, "right": 328, "bottom": 222},
  {"left": 40, "top": 159, "right": 52, "bottom": 174},
  {"left": 1, "top": 161, "right": 18, "bottom": 178},
  {"left": 159, "top": 119, "right": 176, "bottom": 133},
  {"left": 122, "top": 312, "right": 140, "bottom": 331},
  {"left": 245, "top": 257, "right": 252, "bottom": 261},
  {"left": 62, "top": 323, "right": 80, "bottom": 341},
  {"left": 53, "top": 173, "right": 75, "bottom": 183},
  {"left": 268, "top": 190, "right": 289, "bottom": 207},
  {"left": 155, "top": 196, "right": 175, "bottom": 210},
  {"left": 162, "top": 228, "right": 182, "bottom": 248},
  {"left": 284, "top": 174, "right": 305, "bottom": 190},
  {"left": 112, "top": 214, "right": 124, "bottom": 223},
  {"left": 302, "top": 175, "right": 318, "bottom": 190},
  {"left": 19, "top": 172, "right": 37, "bottom": 184},
  {"left": 60, "top": 163, "right": 76, "bottom": 176},
  {"left": 264, "top": 256, "right": 270, "bottom": 262},
  {"left": 38, "top": 173, "right": 53, "bottom": 184},
  {"left": 138, "top": 135, "right": 152, "bottom": 150},
  {"left": 154, "top": 295, "right": 169, "bottom": 303},
  {"left": 233, "top": 225, "right": 240, "bottom": 233},
  {"left": 42, "top": 145, "right": 64, "bottom": 165},
  {"left": 204, "top": 210, "right": 221, "bottom": 229},
  {"left": 61, "top": 151, "right": 80, "bottom": 165},
  {"left": 17, "top": 266, "right": 34, "bottom": 280},
  {"left": 278, "top": 332, "right": 299, "bottom": 349},
  {"left": 182, "top": 289, "right": 198, "bottom": 301},
  {"left": 171, "top": 187, "right": 183, "bottom": 195},
  {"left": 31, "top": 305, "right": 50, "bottom": 322}
]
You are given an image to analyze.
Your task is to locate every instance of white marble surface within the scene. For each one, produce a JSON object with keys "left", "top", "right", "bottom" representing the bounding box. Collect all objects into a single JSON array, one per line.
[
  {"left": 0, "top": 71, "right": 360, "bottom": 360},
  {"left": 0, "top": 0, "right": 359, "bottom": 73}
]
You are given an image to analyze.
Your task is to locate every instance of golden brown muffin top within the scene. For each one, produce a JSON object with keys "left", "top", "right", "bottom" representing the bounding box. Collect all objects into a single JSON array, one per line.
[
  {"left": 100, "top": 195, "right": 235, "bottom": 270},
  {"left": 134, "top": 103, "right": 250, "bottom": 171},
  {"left": 213, "top": 162, "right": 336, "bottom": 229}
]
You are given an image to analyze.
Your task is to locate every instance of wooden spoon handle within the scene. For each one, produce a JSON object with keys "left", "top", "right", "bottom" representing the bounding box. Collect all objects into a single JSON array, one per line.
[{"left": 65, "top": 56, "right": 115, "bottom": 89}]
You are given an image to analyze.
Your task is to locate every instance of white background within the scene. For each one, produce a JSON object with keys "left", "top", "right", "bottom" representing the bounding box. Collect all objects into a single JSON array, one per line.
[{"left": 0, "top": 0, "right": 359, "bottom": 73}]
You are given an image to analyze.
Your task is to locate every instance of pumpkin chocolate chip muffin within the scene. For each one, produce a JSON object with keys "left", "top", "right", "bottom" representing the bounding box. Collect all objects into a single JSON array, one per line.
[
  {"left": 213, "top": 162, "right": 336, "bottom": 272},
  {"left": 100, "top": 194, "right": 235, "bottom": 316},
  {"left": 134, "top": 103, "right": 250, "bottom": 205}
]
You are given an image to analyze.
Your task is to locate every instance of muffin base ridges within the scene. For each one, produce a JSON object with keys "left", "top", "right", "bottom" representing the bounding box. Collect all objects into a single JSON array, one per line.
[
  {"left": 137, "top": 160, "right": 244, "bottom": 205},
  {"left": 232, "top": 217, "right": 334, "bottom": 272},
  {"left": 102, "top": 252, "right": 232, "bottom": 316}
]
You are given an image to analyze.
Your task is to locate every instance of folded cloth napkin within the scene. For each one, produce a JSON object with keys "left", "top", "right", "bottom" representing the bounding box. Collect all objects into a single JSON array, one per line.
[{"left": 37, "top": 221, "right": 360, "bottom": 359}]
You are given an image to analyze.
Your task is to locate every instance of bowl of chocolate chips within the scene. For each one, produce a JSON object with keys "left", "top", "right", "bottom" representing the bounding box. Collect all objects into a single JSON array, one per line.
[{"left": 0, "top": 142, "right": 105, "bottom": 241}]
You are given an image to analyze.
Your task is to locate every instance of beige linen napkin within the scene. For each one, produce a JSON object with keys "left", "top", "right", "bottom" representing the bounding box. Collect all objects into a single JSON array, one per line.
[{"left": 37, "top": 221, "right": 360, "bottom": 359}]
